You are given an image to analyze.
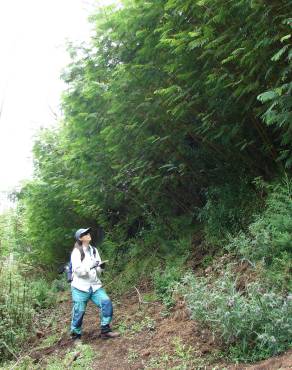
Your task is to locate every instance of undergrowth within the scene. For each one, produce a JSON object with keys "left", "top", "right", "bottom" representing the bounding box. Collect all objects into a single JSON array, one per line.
[
  {"left": 1, "top": 343, "right": 95, "bottom": 370},
  {"left": 226, "top": 177, "right": 292, "bottom": 291},
  {"left": 182, "top": 270, "right": 292, "bottom": 362},
  {"left": 199, "top": 178, "right": 260, "bottom": 247},
  {"left": 0, "top": 263, "right": 60, "bottom": 363},
  {"left": 103, "top": 233, "right": 191, "bottom": 295},
  {"left": 153, "top": 264, "right": 184, "bottom": 309}
]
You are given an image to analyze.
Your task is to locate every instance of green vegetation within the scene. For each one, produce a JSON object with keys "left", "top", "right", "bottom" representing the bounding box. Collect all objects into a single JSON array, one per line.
[
  {"left": 46, "top": 343, "right": 96, "bottom": 370},
  {"left": 0, "top": 204, "right": 28, "bottom": 258},
  {"left": 0, "top": 266, "right": 34, "bottom": 361},
  {"left": 0, "top": 262, "right": 59, "bottom": 362},
  {"left": 145, "top": 337, "right": 203, "bottom": 369},
  {"left": 153, "top": 264, "right": 184, "bottom": 308},
  {"left": 1, "top": 343, "right": 96, "bottom": 370},
  {"left": 1, "top": 0, "right": 291, "bottom": 365},
  {"left": 182, "top": 271, "right": 292, "bottom": 362},
  {"left": 16, "top": 0, "right": 292, "bottom": 267},
  {"left": 226, "top": 178, "right": 292, "bottom": 291}
]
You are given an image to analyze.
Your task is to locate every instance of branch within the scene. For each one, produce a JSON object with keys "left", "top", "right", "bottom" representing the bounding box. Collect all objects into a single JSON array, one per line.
[{"left": 134, "top": 286, "right": 158, "bottom": 308}]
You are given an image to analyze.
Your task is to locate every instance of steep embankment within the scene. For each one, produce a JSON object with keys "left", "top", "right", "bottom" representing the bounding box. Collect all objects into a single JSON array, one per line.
[{"left": 11, "top": 288, "right": 292, "bottom": 370}]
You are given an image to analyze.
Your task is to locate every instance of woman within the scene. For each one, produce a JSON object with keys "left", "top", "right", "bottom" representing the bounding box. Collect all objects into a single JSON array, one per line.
[{"left": 70, "top": 227, "right": 119, "bottom": 340}]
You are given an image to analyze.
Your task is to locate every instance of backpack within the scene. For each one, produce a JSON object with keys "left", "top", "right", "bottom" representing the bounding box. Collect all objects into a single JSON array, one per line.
[{"left": 66, "top": 246, "right": 97, "bottom": 283}]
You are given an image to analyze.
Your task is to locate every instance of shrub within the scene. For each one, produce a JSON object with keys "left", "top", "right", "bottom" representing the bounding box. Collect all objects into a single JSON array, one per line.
[
  {"left": 30, "top": 278, "right": 58, "bottom": 308},
  {"left": 227, "top": 177, "right": 292, "bottom": 290},
  {"left": 0, "top": 267, "right": 34, "bottom": 361},
  {"left": 182, "top": 272, "right": 292, "bottom": 362},
  {"left": 199, "top": 179, "right": 260, "bottom": 247},
  {"left": 0, "top": 264, "right": 59, "bottom": 363},
  {"left": 153, "top": 264, "right": 183, "bottom": 308}
]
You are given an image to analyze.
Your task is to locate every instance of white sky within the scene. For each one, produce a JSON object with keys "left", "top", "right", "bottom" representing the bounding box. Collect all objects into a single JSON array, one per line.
[{"left": 0, "top": 0, "right": 117, "bottom": 210}]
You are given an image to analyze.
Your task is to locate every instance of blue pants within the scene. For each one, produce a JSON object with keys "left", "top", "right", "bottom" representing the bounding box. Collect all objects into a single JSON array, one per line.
[{"left": 71, "top": 286, "right": 113, "bottom": 335}]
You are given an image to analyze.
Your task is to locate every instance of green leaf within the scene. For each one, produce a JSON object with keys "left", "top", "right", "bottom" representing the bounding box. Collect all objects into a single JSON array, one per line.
[
  {"left": 271, "top": 45, "right": 289, "bottom": 61},
  {"left": 257, "top": 91, "right": 278, "bottom": 103},
  {"left": 280, "top": 34, "right": 291, "bottom": 42}
]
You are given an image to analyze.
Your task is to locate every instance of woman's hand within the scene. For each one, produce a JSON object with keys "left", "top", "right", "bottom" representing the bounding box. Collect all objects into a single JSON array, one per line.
[{"left": 90, "top": 261, "right": 100, "bottom": 269}]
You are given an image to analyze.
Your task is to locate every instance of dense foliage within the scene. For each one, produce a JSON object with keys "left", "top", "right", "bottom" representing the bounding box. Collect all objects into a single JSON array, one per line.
[
  {"left": 227, "top": 177, "right": 292, "bottom": 291},
  {"left": 2, "top": 0, "right": 292, "bottom": 364},
  {"left": 18, "top": 0, "right": 291, "bottom": 266},
  {"left": 0, "top": 205, "right": 28, "bottom": 258}
]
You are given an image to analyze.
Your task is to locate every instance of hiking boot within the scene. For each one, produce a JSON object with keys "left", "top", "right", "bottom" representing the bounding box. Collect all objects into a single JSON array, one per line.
[
  {"left": 100, "top": 331, "right": 120, "bottom": 339},
  {"left": 70, "top": 332, "right": 82, "bottom": 341}
]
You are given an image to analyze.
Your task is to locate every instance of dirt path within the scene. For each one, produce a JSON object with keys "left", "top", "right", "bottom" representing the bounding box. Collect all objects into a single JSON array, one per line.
[{"left": 29, "top": 291, "right": 292, "bottom": 369}]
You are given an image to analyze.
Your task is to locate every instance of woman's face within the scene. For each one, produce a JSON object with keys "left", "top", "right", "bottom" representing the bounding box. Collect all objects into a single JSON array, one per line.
[{"left": 79, "top": 233, "right": 91, "bottom": 243}]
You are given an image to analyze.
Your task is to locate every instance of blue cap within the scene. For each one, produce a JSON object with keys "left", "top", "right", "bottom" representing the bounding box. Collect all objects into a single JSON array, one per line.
[{"left": 75, "top": 227, "right": 92, "bottom": 240}]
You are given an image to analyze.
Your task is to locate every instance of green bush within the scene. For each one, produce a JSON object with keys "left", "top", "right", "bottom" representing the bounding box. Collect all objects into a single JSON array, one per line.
[
  {"left": 153, "top": 264, "right": 183, "bottom": 308},
  {"left": 0, "top": 267, "right": 34, "bottom": 361},
  {"left": 227, "top": 177, "right": 292, "bottom": 290},
  {"left": 182, "top": 272, "right": 292, "bottom": 362},
  {"left": 30, "top": 278, "right": 58, "bottom": 308},
  {"left": 0, "top": 264, "right": 58, "bottom": 363},
  {"left": 51, "top": 275, "right": 68, "bottom": 292},
  {"left": 199, "top": 179, "right": 260, "bottom": 247},
  {"left": 151, "top": 237, "right": 190, "bottom": 308}
]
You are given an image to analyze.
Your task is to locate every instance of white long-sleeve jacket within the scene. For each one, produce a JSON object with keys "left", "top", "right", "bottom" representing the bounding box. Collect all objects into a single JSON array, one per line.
[{"left": 71, "top": 245, "right": 103, "bottom": 292}]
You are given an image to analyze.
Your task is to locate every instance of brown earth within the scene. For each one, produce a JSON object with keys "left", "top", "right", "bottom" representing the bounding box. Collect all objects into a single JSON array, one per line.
[{"left": 27, "top": 290, "right": 292, "bottom": 370}]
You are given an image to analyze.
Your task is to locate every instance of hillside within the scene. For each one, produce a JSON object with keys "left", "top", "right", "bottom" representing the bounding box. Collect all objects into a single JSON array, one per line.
[
  {"left": 3, "top": 278, "right": 291, "bottom": 369},
  {"left": 0, "top": 0, "right": 291, "bottom": 368}
]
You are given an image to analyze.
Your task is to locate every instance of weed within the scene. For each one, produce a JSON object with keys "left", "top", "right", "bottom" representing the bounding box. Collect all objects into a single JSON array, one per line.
[
  {"left": 130, "top": 316, "right": 156, "bottom": 334},
  {"left": 201, "top": 255, "right": 214, "bottom": 269},
  {"left": 117, "top": 321, "right": 128, "bottom": 335},
  {"left": 145, "top": 337, "right": 200, "bottom": 369},
  {"left": 40, "top": 333, "right": 59, "bottom": 348},
  {"left": 117, "top": 315, "right": 156, "bottom": 336},
  {"left": 226, "top": 178, "right": 292, "bottom": 291},
  {"left": 182, "top": 271, "right": 292, "bottom": 362},
  {"left": 0, "top": 263, "right": 59, "bottom": 363},
  {"left": 172, "top": 337, "right": 194, "bottom": 361},
  {"left": 127, "top": 348, "right": 139, "bottom": 363},
  {"left": 153, "top": 265, "right": 183, "bottom": 308},
  {"left": 46, "top": 343, "right": 96, "bottom": 369},
  {"left": 143, "top": 292, "right": 158, "bottom": 302},
  {"left": 0, "top": 356, "right": 37, "bottom": 370},
  {"left": 30, "top": 278, "right": 57, "bottom": 309},
  {"left": 145, "top": 354, "right": 171, "bottom": 369}
]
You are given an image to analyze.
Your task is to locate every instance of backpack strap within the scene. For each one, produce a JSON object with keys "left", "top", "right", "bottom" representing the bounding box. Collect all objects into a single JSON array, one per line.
[
  {"left": 68, "top": 246, "right": 97, "bottom": 283},
  {"left": 91, "top": 246, "right": 97, "bottom": 258}
]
